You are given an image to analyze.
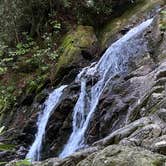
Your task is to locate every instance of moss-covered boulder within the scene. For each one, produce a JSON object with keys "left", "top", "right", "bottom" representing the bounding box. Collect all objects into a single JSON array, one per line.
[
  {"left": 77, "top": 145, "right": 166, "bottom": 166},
  {"left": 54, "top": 25, "right": 98, "bottom": 83}
]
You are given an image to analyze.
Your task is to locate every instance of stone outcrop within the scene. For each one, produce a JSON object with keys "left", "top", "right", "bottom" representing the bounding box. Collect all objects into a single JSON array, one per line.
[
  {"left": 77, "top": 145, "right": 166, "bottom": 166},
  {"left": 27, "top": 145, "right": 166, "bottom": 166}
]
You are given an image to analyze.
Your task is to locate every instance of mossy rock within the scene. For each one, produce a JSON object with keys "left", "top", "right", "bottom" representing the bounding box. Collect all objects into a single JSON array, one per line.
[
  {"left": 99, "top": 0, "right": 165, "bottom": 50},
  {"left": 55, "top": 25, "right": 98, "bottom": 81},
  {"left": 77, "top": 145, "right": 166, "bottom": 166}
]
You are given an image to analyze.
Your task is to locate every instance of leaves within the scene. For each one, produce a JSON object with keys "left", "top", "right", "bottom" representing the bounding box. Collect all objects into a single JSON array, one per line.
[
  {"left": 0, "top": 126, "right": 15, "bottom": 153},
  {"left": 15, "top": 159, "right": 31, "bottom": 166},
  {"left": 0, "top": 126, "right": 5, "bottom": 135},
  {"left": 50, "top": 20, "right": 61, "bottom": 31},
  {"left": 0, "top": 85, "right": 17, "bottom": 111},
  {"left": 0, "top": 143, "right": 15, "bottom": 151},
  {"left": 160, "top": 10, "right": 166, "bottom": 31},
  {"left": 0, "top": 162, "right": 7, "bottom": 165},
  {"left": 161, "top": 10, "right": 166, "bottom": 15}
]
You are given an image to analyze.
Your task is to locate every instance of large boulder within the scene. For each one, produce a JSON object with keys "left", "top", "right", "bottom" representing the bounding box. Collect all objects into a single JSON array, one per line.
[
  {"left": 77, "top": 145, "right": 166, "bottom": 166},
  {"left": 54, "top": 25, "right": 99, "bottom": 84}
]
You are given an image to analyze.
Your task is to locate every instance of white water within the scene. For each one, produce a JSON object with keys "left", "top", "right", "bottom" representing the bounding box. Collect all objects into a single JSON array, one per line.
[
  {"left": 26, "top": 85, "right": 67, "bottom": 161},
  {"left": 59, "top": 18, "right": 153, "bottom": 158}
]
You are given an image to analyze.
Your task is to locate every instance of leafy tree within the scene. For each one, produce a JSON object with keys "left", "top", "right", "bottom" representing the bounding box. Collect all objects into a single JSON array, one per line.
[{"left": 0, "top": 0, "right": 52, "bottom": 46}]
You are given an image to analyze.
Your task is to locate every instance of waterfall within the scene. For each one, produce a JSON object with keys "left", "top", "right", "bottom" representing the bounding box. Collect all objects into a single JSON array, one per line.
[
  {"left": 26, "top": 85, "right": 67, "bottom": 161},
  {"left": 59, "top": 18, "right": 153, "bottom": 158}
]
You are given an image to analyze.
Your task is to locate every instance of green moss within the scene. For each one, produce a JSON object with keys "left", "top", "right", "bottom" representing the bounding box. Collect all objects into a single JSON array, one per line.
[
  {"left": 55, "top": 25, "right": 97, "bottom": 76},
  {"left": 15, "top": 159, "right": 31, "bottom": 166},
  {"left": 0, "top": 143, "right": 15, "bottom": 151},
  {"left": 0, "top": 162, "right": 7, "bottom": 165},
  {"left": 149, "top": 98, "right": 166, "bottom": 114},
  {"left": 99, "top": 0, "right": 165, "bottom": 49},
  {"left": 152, "top": 159, "right": 166, "bottom": 166}
]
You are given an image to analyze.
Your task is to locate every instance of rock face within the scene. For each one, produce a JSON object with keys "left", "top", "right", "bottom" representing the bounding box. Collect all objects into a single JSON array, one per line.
[
  {"left": 41, "top": 84, "right": 80, "bottom": 159},
  {"left": 86, "top": 9, "right": 165, "bottom": 144},
  {"left": 77, "top": 145, "right": 166, "bottom": 166}
]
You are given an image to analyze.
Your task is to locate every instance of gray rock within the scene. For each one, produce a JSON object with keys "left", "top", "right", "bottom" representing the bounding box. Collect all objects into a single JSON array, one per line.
[{"left": 77, "top": 145, "right": 166, "bottom": 166}]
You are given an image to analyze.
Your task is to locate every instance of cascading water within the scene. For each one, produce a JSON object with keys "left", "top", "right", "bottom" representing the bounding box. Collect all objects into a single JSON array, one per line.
[
  {"left": 59, "top": 18, "right": 153, "bottom": 158},
  {"left": 26, "top": 85, "right": 67, "bottom": 161}
]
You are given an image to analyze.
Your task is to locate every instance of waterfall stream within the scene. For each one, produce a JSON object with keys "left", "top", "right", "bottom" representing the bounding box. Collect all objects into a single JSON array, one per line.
[
  {"left": 59, "top": 18, "right": 153, "bottom": 158},
  {"left": 26, "top": 85, "right": 67, "bottom": 161},
  {"left": 26, "top": 18, "right": 153, "bottom": 161}
]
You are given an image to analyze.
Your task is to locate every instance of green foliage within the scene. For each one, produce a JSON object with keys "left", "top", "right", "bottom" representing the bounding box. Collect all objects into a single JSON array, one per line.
[
  {"left": 50, "top": 20, "right": 61, "bottom": 32},
  {"left": 50, "top": 51, "right": 59, "bottom": 60},
  {"left": 89, "top": 0, "right": 112, "bottom": 15},
  {"left": 15, "top": 159, "right": 31, "bottom": 166},
  {"left": 0, "top": 0, "right": 23, "bottom": 44},
  {"left": 0, "top": 21, "right": 61, "bottom": 112},
  {"left": 0, "top": 162, "right": 7, "bottom": 165},
  {"left": 0, "top": 126, "right": 5, "bottom": 135},
  {"left": 0, "top": 67, "right": 7, "bottom": 75},
  {"left": 0, "top": 143, "right": 15, "bottom": 151},
  {"left": 161, "top": 11, "right": 166, "bottom": 14},
  {"left": 160, "top": 10, "right": 166, "bottom": 31},
  {"left": 62, "top": 0, "right": 72, "bottom": 8},
  {"left": 0, "top": 43, "right": 10, "bottom": 74},
  {"left": 0, "top": 85, "right": 17, "bottom": 112},
  {"left": 11, "top": 33, "right": 35, "bottom": 56},
  {"left": 0, "top": 126, "right": 15, "bottom": 153},
  {"left": 0, "top": 29, "right": 59, "bottom": 75},
  {"left": 0, "top": 0, "right": 53, "bottom": 45},
  {"left": 26, "top": 74, "right": 48, "bottom": 94}
]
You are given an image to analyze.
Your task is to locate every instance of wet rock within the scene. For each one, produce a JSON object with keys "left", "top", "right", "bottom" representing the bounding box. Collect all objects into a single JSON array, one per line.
[
  {"left": 41, "top": 84, "right": 80, "bottom": 159},
  {"left": 158, "top": 108, "right": 166, "bottom": 122},
  {"left": 153, "top": 140, "right": 166, "bottom": 155},
  {"left": 16, "top": 146, "right": 27, "bottom": 159},
  {"left": 0, "top": 151, "right": 15, "bottom": 164},
  {"left": 7, "top": 145, "right": 166, "bottom": 166},
  {"left": 32, "top": 146, "right": 101, "bottom": 166},
  {"left": 84, "top": 8, "right": 166, "bottom": 150}
]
